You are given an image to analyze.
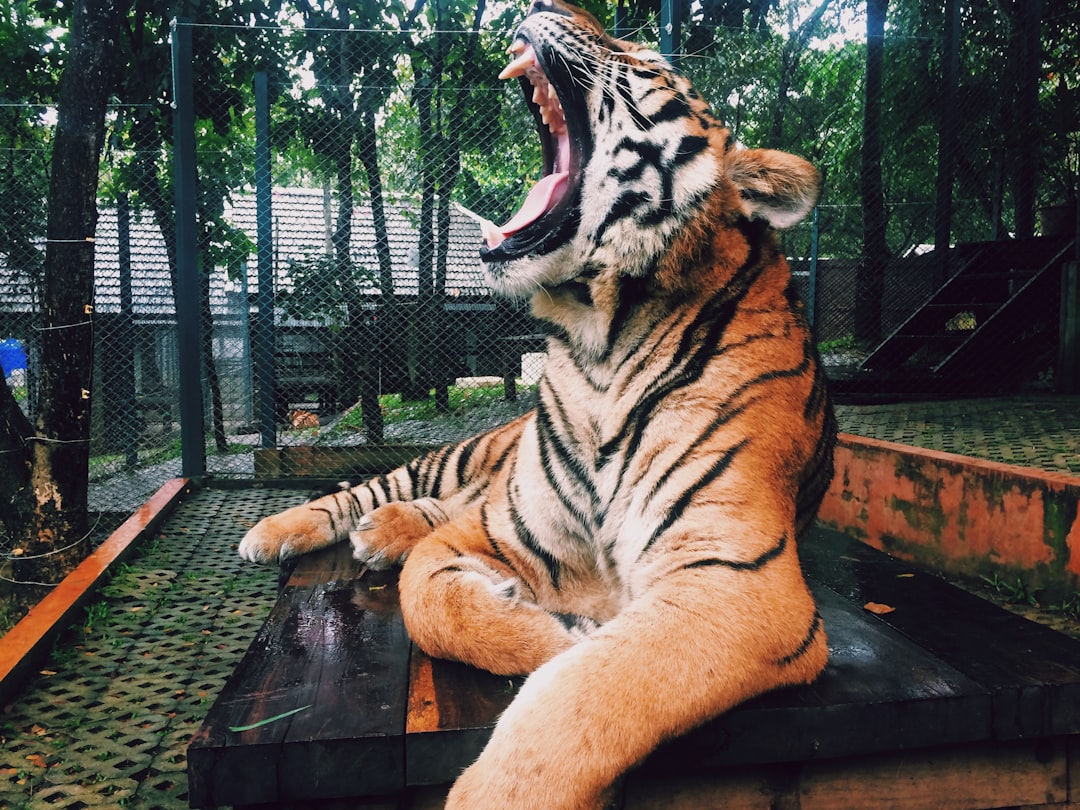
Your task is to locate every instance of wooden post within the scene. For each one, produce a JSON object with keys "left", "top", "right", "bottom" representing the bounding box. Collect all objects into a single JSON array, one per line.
[{"left": 1059, "top": 261, "right": 1079, "bottom": 394}]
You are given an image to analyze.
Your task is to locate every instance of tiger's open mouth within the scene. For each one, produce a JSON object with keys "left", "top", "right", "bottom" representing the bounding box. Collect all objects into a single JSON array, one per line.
[{"left": 479, "top": 35, "right": 584, "bottom": 261}]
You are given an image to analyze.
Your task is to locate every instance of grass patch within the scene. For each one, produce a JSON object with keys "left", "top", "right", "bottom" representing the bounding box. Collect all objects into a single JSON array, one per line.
[
  {"left": 818, "top": 335, "right": 859, "bottom": 354},
  {"left": 333, "top": 383, "right": 515, "bottom": 433}
]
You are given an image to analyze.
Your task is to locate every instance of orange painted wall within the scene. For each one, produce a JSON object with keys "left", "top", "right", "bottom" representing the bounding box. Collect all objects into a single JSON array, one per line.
[{"left": 819, "top": 434, "right": 1080, "bottom": 596}]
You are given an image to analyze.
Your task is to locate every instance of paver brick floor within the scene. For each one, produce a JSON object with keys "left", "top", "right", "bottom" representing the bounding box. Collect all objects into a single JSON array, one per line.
[
  {"left": 0, "top": 396, "right": 1078, "bottom": 808},
  {"left": 0, "top": 486, "right": 311, "bottom": 810},
  {"left": 835, "top": 395, "right": 1080, "bottom": 475}
]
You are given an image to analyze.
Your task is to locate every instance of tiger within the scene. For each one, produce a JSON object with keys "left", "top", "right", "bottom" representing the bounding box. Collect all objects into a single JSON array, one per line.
[{"left": 238, "top": 1, "right": 835, "bottom": 807}]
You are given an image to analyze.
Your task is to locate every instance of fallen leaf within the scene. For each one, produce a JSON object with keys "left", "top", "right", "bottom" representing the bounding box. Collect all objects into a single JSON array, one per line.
[
  {"left": 25, "top": 754, "right": 47, "bottom": 769},
  {"left": 229, "top": 704, "right": 313, "bottom": 733},
  {"left": 863, "top": 602, "right": 895, "bottom": 615}
]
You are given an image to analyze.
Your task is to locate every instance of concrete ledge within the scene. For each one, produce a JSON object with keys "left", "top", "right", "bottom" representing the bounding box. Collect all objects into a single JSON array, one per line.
[
  {"left": 820, "top": 433, "right": 1080, "bottom": 598},
  {"left": 0, "top": 477, "right": 192, "bottom": 707}
]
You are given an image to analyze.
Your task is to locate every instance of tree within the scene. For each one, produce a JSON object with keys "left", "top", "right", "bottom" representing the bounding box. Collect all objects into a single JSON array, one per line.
[
  {"left": 0, "top": 0, "right": 124, "bottom": 612},
  {"left": 107, "top": 0, "right": 285, "bottom": 454},
  {"left": 282, "top": 0, "right": 411, "bottom": 442},
  {"left": 854, "top": 0, "right": 887, "bottom": 345}
]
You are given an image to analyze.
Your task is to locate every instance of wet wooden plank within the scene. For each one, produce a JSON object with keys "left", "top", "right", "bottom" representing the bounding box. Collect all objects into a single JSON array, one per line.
[
  {"left": 405, "top": 648, "right": 523, "bottom": 785},
  {"left": 800, "top": 525, "right": 1080, "bottom": 739},
  {"left": 645, "top": 585, "right": 991, "bottom": 772},
  {"left": 192, "top": 523, "right": 1080, "bottom": 806},
  {"left": 625, "top": 738, "right": 1073, "bottom": 810},
  {"left": 253, "top": 445, "right": 441, "bottom": 480},
  {"left": 187, "top": 545, "right": 409, "bottom": 808}
]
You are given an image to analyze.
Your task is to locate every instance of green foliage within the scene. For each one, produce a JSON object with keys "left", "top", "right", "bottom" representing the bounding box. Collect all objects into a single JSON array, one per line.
[{"left": 277, "top": 253, "right": 378, "bottom": 324}]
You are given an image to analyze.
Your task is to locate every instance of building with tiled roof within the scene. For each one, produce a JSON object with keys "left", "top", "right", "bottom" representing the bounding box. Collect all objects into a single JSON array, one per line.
[{"left": 1, "top": 188, "right": 536, "bottom": 430}]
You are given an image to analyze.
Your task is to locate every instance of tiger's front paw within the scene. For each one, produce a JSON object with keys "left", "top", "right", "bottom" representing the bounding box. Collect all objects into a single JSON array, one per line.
[
  {"left": 238, "top": 505, "right": 336, "bottom": 564},
  {"left": 349, "top": 499, "right": 447, "bottom": 568}
]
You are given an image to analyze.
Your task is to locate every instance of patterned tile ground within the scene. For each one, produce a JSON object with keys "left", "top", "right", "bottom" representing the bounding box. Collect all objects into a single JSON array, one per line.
[
  {"left": 836, "top": 395, "right": 1080, "bottom": 476},
  {"left": 0, "top": 485, "right": 312, "bottom": 810},
  {"left": 0, "top": 397, "right": 1078, "bottom": 808}
]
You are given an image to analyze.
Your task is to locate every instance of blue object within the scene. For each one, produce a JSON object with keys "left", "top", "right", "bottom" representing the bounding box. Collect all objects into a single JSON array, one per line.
[{"left": 0, "top": 338, "right": 27, "bottom": 377}]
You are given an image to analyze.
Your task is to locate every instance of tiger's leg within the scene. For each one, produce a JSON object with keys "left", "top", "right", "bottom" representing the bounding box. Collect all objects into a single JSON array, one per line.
[
  {"left": 397, "top": 505, "right": 586, "bottom": 676},
  {"left": 444, "top": 545, "right": 827, "bottom": 810},
  {"left": 239, "top": 417, "right": 528, "bottom": 564}
]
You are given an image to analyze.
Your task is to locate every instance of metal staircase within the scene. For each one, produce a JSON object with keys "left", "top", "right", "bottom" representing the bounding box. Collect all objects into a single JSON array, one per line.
[{"left": 858, "top": 237, "right": 1075, "bottom": 387}]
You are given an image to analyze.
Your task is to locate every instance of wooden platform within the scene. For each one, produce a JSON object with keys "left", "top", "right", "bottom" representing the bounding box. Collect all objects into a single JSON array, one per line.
[{"left": 188, "top": 526, "right": 1080, "bottom": 809}]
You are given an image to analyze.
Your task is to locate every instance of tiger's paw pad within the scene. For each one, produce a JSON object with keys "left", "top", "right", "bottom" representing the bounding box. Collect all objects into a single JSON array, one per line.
[
  {"left": 349, "top": 529, "right": 403, "bottom": 570},
  {"left": 238, "top": 527, "right": 289, "bottom": 564}
]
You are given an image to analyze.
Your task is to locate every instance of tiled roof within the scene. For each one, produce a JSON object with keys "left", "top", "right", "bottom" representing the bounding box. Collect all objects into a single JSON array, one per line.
[{"left": 0, "top": 188, "right": 490, "bottom": 319}]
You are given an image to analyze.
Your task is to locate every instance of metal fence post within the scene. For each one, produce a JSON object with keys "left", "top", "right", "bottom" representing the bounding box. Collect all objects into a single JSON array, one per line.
[
  {"left": 660, "top": 0, "right": 681, "bottom": 68},
  {"left": 117, "top": 192, "right": 138, "bottom": 470},
  {"left": 254, "top": 71, "right": 276, "bottom": 448},
  {"left": 1060, "top": 262, "right": 1079, "bottom": 394},
  {"left": 808, "top": 205, "right": 819, "bottom": 330},
  {"left": 170, "top": 18, "right": 207, "bottom": 477}
]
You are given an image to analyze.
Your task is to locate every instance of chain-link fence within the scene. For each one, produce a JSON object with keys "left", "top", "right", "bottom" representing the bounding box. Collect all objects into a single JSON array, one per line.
[{"left": 0, "top": 1, "right": 1077, "bottom": 518}]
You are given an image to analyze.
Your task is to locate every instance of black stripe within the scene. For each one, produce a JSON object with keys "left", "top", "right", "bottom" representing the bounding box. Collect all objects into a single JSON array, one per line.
[
  {"left": 454, "top": 434, "right": 483, "bottom": 483},
  {"left": 598, "top": 288, "right": 744, "bottom": 466},
  {"left": 640, "top": 439, "right": 749, "bottom": 556},
  {"left": 404, "top": 459, "right": 422, "bottom": 498},
  {"left": 431, "top": 564, "right": 468, "bottom": 578},
  {"left": 535, "top": 409, "right": 595, "bottom": 536},
  {"left": 374, "top": 473, "right": 391, "bottom": 505},
  {"left": 615, "top": 68, "right": 652, "bottom": 130},
  {"left": 428, "top": 445, "right": 454, "bottom": 499},
  {"left": 680, "top": 531, "right": 787, "bottom": 572},
  {"left": 479, "top": 504, "right": 526, "bottom": 580},
  {"left": 537, "top": 388, "right": 599, "bottom": 505},
  {"left": 312, "top": 506, "right": 343, "bottom": 539},
  {"left": 776, "top": 611, "right": 823, "bottom": 667},
  {"left": 505, "top": 474, "right": 562, "bottom": 589},
  {"left": 604, "top": 275, "right": 653, "bottom": 353},
  {"left": 608, "top": 138, "right": 663, "bottom": 183},
  {"left": 648, "top": 95, "right": 691, "bottom": 126},
  {"left": 644, "top": 397, "right": 754, "bottom": 505},
  {"left": 596, "top": 189, "right": 652, "bottom": 243}
]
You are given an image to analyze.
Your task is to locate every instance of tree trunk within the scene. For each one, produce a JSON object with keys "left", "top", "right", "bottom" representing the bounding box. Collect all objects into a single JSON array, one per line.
[
  {"left": 855, "top": 0, "right": 888, "bottom": 346},
  {"left": 355, "top": 108, "right": 388, "bottom": 442},
  {"left": 768, "top": 0, "right": 832, "bottom": 147},
  {"left": 1, "top": 0, "right": 123, "bottom": 612}
]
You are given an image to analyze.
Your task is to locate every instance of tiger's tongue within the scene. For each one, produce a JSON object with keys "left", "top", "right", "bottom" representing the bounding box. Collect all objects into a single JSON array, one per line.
[{"left": 485, "top": 171, "right": 569, "bottom": 248}]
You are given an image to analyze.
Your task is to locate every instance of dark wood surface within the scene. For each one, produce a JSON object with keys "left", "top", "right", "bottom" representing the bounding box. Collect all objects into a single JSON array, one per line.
[
  {"left": 187, "top": 525, "right": 1080, "bottom": 808},
  {"left": 187, "top": 557, "right": 408, "bottom": 806}
]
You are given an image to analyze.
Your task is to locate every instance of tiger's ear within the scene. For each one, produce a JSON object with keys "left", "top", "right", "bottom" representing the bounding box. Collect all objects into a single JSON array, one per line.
[{"left": 726, "top": 148, "right": 820, "bottom": 229}]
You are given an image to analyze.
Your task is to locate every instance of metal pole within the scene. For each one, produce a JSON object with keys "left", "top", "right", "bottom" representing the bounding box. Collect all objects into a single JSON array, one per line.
[
  {"left": 932, "top": 0, "right": 959, "bottom": 287},
  {"left": 808, "top": 205, "right": 820, "bottom": 329},
  {"left": 614, "top": 0, "right": 628, "bottom": 40},
  {"left": 117, "top": 192, "right": 138, "bottom": 469},
  {"left": 170, "top": 18, "right": 206, "bottom": 476},
  {"left": 254, "top": 71, "right": 276, "bottom": 448},
  {"left": 659, "top": 0, "right": 680, "bottom": 68}
]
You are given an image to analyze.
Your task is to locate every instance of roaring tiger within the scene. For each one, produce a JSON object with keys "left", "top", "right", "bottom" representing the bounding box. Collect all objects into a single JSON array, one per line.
[{"left": 239, "top": 1, "right": 835, "bottom": 807}]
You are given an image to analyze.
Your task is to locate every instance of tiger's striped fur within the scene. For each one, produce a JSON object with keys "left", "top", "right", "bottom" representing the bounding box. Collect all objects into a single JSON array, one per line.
[{"left": 239, "top": 2, "right": 835, "bottom": 806}]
